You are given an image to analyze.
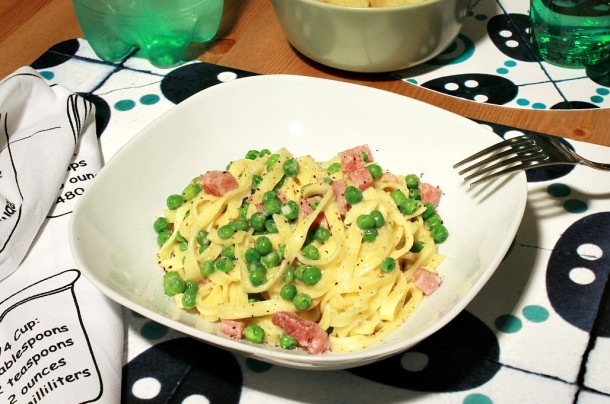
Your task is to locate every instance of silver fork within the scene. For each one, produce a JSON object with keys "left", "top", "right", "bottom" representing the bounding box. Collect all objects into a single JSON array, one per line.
[{"left": 454, "top": 133, "right": 610, "bottom": 186}]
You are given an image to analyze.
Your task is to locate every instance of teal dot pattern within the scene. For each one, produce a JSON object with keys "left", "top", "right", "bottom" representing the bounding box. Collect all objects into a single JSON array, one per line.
[
  {"left": 140, "top": 321, "right": 169, "bottom": 340},
  {"left": 547, "top": 183, "right": 571, "bottom": 197},
  {"left": 245, "top": 358, "right": 274, "bottom": 372},
  {"left": 114, "top": 93, "right": 160, "bottom": 111},
  {"left": 546, "top": 183, "right": 589, "bottom": 213},
  {"left": 494, "top": 314, "right": 522, "bottom": 333},
  {"left": 464, "top": 393, "right": 494, "bottom": 404},
  {"left": 522, "top": 305, "right": 550, "bottom": 322}
]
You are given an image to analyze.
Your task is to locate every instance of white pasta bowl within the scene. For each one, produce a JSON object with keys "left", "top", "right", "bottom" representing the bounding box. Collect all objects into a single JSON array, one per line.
[{"left": 69, "top": 75, "right": 527, "bottom": 370}]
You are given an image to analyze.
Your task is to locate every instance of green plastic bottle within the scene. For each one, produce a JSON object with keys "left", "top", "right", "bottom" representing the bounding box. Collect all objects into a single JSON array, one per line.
[{"left": 73, "top": 0, "right": 224, "bottom": 68}]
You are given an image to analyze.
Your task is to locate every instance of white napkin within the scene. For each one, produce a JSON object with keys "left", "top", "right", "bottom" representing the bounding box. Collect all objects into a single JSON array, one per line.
[{"left": 0, "top": 67, "right": 122, "bottom": 403}]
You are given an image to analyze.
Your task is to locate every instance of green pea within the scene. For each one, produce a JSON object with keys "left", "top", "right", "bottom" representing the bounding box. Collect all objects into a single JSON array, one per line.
[
  {"left": 356, "top": 214, "right": 375, "bottom": 230},
  {"left": 431, "top": 225, "right": 449, "bottom": 243},
  {"left": 380, "top": 257, "right": 396, "bottom": 273},
  {"left": 302, "top": 266, "right": 322, "bottom": 285},
  {"left": 280, "top": 283, "right": 297, "bottom": 300},
  {"left": 261, "top": 251, "right": 280, "bottom": 269},
  {"left": 217, "top": 224, "right": 235, "bottom": 239},
  {"left": 281, "top": 200, "right": 300, "bottom": 221},
  {"left": 370, "top": 210, "right": 385, "bottom": 228},
  {"left": 216, "top": 257, "right": 234, "bottom": 272},
  {"left": 260, "top": 148, "right": 271, "bottom": 156},
  {"left": 422, "top": 203, "right": 435, "bottom": 220},
  {"left": 166, "top": 194, "right": 184, "bottom": 210},
  {"left": 410, "top": 189, "right": 421, "bottom": 200},
  {"left": 234, "top": 217, "right": 250, "bottom": 232},
  {"left": 163, "top": 273, "right": 186, "bottom": 296},
  {"left": 283, "top": 159, "right": 299, "bottom": 177},
  {"left": 362, "top": 228, "right": 378, "bottom": 243},
  {"left": 179, "top": 240, "right": 188, "bottom": 252},
  {"left": 251, "top": 175, "right": 263, "bottom": 190},
  {"left": 248, "top": 293, "right": 262, "bottom": 302},
  {"left": 182, "top": 183, "right": 201, "bottom": 201},
  {"left": 327, "top": 162, "right": 341, "bottom": 175},
  {"left": 200, "top": 260, "right": 215, "bottom": 277},
  {"left": 185, "top": 279, "right": 197, "bottom": 291},
  {"left": 265, "top": 218, "right": 278, "bottom": 233},
  {"left": 254, "top": 236, "right": 272, "bottom": 255},
  {"left": 153, "top": 217, "right": 168, "bottom": 233},
  {"left": 295, "top": 265, "right": 308, "bottom": 281},
  {"left": 279, "top": 332, "right": 297, "bottom": 349},
  {"left": 244, "top": 324, "right": 265, "bottom": 343},
  {"left": 368, "top": 164, "right": 383, "bottom": 179},
  {"left": 390, "top": 189, "right": 406, "bottom": 206},
  {"left": 284, "top": 267, "right": 296, "bottom": 283},
  {"left": 293, "top": 293, "right": 312, "bottom": 310},
  {"left": 266, "top": 153, "right": 280, "bottom": 171},
  {"left": 197, "top": 230, "right": 208, "bottom": 244},
  {"left": 404, "top": 174, "right": 420, "bottom": 190},
  {"left": 249, "top": 212, "right": 266, "bottom": 231},
  {"left": 157, "top": 229, "right": 171, "bottom": 247},
  {"left": 304, "top": 230, "right": 316, "bottom": 246},
  {"left": 222, "top": 245, "right": 236, "bottom": 259},
  {"left": 314, "top": 227, "right": 331, "bottom": 243},
  {"left": 245, "top": 248, "right": 261, "bottom": 264},
  {"left": 302, "top": 245, "right": 320, "bottom": 260},
  {"left": 249, "top": 264, "right": 266, "bottom": 286},
  {"left": 163, "top": 271, "right": 180, "bottom": 284},
  {"left": 344, "top": 186, "right": 363, "bottom": 205},
  {"left": 274, "top": 175, "right": 286, "bottom": 191},
  {"left": 360, "top": 151, "right": 370, "bottom": 163},
  {"left": 181, "top": 289, "right": 197, "bottom": 309},
  {"left": 245, "top": 149, "right": 260, "bottom": 160},
  {"left": 278, "top": 244, "right": 286, "bottom": 258},
  {"left": 249, "top": 261, "right": 266, "bottom": 273},
  {"left": 263, "top": 198, "right": 282, "bottom": 215},
  {"left": 262, "top": 191, "right": 277, "bottom": 203},
  {"left": 410, "top": 240, "right": 425, "bottom": 253},
  {"left": 400, "top": 198, "right": 419, "bottom": 215},
  {"left": 425, "top": 213, "right": 443, "bottom": 229}
]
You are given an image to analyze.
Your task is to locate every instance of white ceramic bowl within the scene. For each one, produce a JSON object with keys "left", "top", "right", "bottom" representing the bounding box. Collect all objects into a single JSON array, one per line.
[
  {"left": 69, "top": 75, "right": 526, "bottom": 370},
  {"left": 271, "top": 0, "right": 472, "bottom": 73}
]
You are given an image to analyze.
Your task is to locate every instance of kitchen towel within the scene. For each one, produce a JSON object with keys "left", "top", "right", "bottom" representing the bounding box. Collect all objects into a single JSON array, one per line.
[{"left": 0, "top": 67, "right": 122, "bottom": 403}]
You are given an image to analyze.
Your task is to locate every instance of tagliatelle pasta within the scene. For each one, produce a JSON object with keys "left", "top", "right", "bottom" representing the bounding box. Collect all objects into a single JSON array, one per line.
[{"left": 154, "top": 145, "right": 447, "bottom": 354}]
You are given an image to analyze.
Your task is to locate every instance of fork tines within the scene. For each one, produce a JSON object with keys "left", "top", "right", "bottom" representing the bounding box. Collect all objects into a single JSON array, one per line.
[{"left": 454, "top": 135, "right": 544, "bottom": 185}]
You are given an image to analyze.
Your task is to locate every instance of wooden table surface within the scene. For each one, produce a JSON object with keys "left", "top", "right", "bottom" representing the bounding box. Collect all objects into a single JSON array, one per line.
[{"left": 1, "top": 0, "right": 609, "bottom": 146}]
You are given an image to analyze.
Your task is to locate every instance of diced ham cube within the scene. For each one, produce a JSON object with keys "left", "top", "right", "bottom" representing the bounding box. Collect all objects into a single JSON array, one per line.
[
  {"left": 272, "top": 311, "right": 331, "bottom": 354},
  {"left": 338, "top": 145, "right": 374, "bottom": 173},
  {"left": 219, "top": 319, "right": 246, "bottom": 339},
  {"left": 413, "top": 268, "right": 442, "bottom": 295},
  {"left": 199, "top": 171, "right": 238, "bottom": 197},
  {"left": 348, "top": 166, "right": 373, "bottom": 191},
  {"left": 380, "top": 172, "right": 399, "bottom": 184},
  {"left": 419, "top": 182, "right": 442, "bottom": 207}
]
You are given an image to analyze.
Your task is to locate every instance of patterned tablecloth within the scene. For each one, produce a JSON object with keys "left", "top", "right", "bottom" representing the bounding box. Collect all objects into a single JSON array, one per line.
[
  {"left": 394, "top": 0, "right": 610, "bottom": 110},
  {"left": 29, "top": 29, "right": 610, "bottom": 404}
]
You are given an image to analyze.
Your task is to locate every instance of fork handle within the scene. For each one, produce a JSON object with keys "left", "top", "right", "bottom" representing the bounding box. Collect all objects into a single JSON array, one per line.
[{"left": 581, "top": 159, "right": 610, "bottom": 171}]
